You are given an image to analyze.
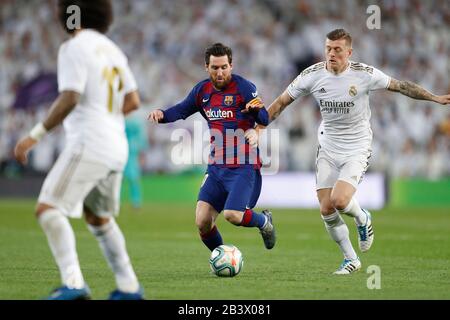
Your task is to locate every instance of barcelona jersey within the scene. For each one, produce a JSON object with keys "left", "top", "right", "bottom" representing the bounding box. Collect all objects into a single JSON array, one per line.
[{"left": 161, "top": 74, "right": 269, "bottom": 168}]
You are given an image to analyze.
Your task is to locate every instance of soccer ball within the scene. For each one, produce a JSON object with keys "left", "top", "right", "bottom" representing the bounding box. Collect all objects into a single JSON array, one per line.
[{"left": 209, "top": 244, "right": 244, "bottom": 277}]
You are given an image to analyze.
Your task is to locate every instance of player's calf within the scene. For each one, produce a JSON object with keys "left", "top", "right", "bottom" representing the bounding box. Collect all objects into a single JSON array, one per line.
[{"left": 223, "top": 210, "right": 246, "bottom": 225}]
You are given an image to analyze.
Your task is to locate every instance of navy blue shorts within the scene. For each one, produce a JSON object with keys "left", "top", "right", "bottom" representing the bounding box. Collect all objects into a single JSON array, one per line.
[{"left": 198, "top": 165, "right": 262, "bottom": 213}]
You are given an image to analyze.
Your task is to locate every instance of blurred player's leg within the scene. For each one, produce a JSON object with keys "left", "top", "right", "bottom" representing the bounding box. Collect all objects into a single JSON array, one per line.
[
  {"left": 318, "top": 189, "right": 360, "bottom": 274},
  {"left": 86, "top": 215, "right": 142, "bottom": 298},
  {"left": 129, "top": 177, "right": 142, "bottom": 209},
  {"left": 36, "top": 147, "right": 108, "bottom": 299},
  {"left": 36, "top": 204, "right": 89, "bottom": 299},
  {"left": 124, "top": 154, "right": 142, "bottom": 209},
  {"left": 84, "top": 172, "right": 143, "bottom": 299},
  {"left": 196, "top": 200, "right": 223, "bottom": 251}
]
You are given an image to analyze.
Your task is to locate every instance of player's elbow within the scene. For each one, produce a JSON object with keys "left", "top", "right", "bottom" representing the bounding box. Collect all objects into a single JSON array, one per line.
[{"left": 123, "top": 91, "right": 140, "bottom": 115}]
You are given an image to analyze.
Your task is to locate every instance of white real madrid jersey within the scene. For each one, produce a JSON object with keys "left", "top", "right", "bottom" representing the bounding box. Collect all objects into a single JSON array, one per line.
[
  {"left": 57, "top": 29, "right": 137, "bottom": 170},
  {"left": 287, "top": 61, "right": 391, "bottom": 154}
]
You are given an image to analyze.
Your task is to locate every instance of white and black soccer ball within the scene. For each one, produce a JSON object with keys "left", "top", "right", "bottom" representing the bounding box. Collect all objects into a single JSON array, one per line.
[{"left": 209, "top": 244, "right": 244, "bottom": 277}]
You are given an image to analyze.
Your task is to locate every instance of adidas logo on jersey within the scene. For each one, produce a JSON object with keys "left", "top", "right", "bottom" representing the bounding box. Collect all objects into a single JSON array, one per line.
[
  {"left": 319, "top": 88, "right": 327, "bottom": 93},
  {"left": 205, "top": 108, "right": 234, "bottom": 121}
]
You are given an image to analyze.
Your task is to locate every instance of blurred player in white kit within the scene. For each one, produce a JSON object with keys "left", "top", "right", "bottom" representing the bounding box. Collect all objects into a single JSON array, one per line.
[{"left": 14, "top": 0, "right": 144, "bottom": 299}]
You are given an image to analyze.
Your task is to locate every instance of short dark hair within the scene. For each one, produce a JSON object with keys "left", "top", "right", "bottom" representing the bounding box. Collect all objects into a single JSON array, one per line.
[
  {"left": 205, "top": 43, "right": 233, "bottom": 65},
  {"left": 326, "top": 28, "right": 352, "bottom": 47},
  {"left": 57, "top": 0, "right": 113, "bottom": 34}
]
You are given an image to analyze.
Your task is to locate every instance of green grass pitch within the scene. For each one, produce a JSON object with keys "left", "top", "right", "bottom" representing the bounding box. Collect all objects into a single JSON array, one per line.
[{"left": 0, "top": 199, "right": 449, "bottom": 300}]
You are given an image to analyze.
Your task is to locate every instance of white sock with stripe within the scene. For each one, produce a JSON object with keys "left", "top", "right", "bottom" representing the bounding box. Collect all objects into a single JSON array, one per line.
[
  {"left": 338, "top": 197, "right": 367, "bottom": 226},
  {"left": 38, "top": 209, "right": 85, "bottom": 289},
  {"left": 87, "top": 218, "right": 139, "bottom": 293},
  {"left": 322, "top": 211, "right": 357, "bottom": 260}
]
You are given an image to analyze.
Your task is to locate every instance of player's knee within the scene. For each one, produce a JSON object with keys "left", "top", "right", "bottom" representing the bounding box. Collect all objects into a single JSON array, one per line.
[
  {"left": 195, "top": 215, "right": 212, "bottom": 233},
  {"left": 195, "top": 206, "right": 213, "bottom": 232},
  {"left": 318, "top": 197, "right": 335, "bottom": 215},
  {"left": 223, "top": 210, "right": 242, "bottom": 225},
  {"left": 330, "top": 195, "right": 350, "bottom": 211},
  {"left": 84, "top": 210, "right": 110, "bottom": 226},
  {"left": 320, "top": 204, "right": 335, "bottom": 216},
  {"left": 35, "top": 203, "right": 54, "bottom": 218}
]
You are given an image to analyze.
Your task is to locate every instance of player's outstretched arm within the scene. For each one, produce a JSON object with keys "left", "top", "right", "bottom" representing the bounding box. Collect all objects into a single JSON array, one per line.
[
  {"left": 388, "top": 78, "right": 450, "bottom": 105},
  {"left": 267, "top": 90, "right": 295, "bottom": 123},
  {"left": 247, "top": 91, "right": 295, "bottom": 147},
  {"left": 14, "top": 90, "right": 79, "bottom": 165},
  {"left": 148, "top": 88, "right": 199, "bottom": 124},
  {"left": 254, "top": 90, "right": 295, "bottom": 131}
]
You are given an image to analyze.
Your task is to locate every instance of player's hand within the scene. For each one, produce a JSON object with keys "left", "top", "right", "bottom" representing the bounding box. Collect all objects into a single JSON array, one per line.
[
  {"left": 434, "top": 94, "right": 450, "bottom": 105},
  {"left": 242, "top": 97, "right": 264, "bottom": 113},
  {"left": 245, "top": 128, "right": 259, "bottom": 148},
  {"left": 14, "top": 136, "right": 38, "bottom": 165},
  {"left": 147, "top": 109, "right": 164, "bottom": 123}
]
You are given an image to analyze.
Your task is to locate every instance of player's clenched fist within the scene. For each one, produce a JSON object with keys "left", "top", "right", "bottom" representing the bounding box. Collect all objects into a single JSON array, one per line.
[
  {"left": 242, "top": 97, "right": 264, "bottom": 113},
  {"left": 148, "top": 109, "right": 164, "bottom": 123}
]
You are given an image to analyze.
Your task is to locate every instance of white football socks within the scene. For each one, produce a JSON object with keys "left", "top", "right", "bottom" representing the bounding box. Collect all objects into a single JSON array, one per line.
[
  {"left": 87, "top": 218, "right": 139, "bottom": 293},
  {"left": 322, "top": 211, "right": 357, "bottom": 261},
  {"left": 338, "top": 197, "right": 366, "bottom": 226},
  {"left": 38, "top": 209, "right": 85, "bottom": 289}
]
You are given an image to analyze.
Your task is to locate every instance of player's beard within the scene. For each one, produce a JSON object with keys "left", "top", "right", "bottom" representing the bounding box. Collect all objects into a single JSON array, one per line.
[{"left": 211, "top": 74, "right": 231, "bottom": 90}]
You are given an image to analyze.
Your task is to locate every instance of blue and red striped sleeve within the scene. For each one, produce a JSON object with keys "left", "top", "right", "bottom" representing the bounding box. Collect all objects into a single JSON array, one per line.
[{"left": 160, "top": 82, "right": 204, "bottom": 123}]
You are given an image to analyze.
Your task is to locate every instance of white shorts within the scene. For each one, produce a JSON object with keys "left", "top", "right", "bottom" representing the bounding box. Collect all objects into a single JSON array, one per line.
[
  {"left": 38, "top": 145, "right": 123, "bottom": 218},
  {"left": 315, "top": 145, "right": 371, "bottom": 190}
]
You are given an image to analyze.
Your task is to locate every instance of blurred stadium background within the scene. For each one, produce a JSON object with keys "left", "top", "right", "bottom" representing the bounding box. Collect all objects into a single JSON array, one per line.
[
  {"left": 1, "top": 0, "right": 449, "bottom": 208},
  {"left": 0, "top": 0, "right": 449, "bottom": 300}
]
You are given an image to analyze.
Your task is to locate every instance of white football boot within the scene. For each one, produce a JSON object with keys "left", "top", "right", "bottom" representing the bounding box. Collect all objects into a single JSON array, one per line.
[
  {"left": 333, "top": 257, "right": 362, "bottom": 275},
  {"left": 357, "top": 209, "right": 374, "bottom": 252}
]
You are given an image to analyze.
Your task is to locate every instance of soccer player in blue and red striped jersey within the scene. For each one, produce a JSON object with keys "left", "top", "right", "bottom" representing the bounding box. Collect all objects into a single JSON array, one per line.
[{"left": 148, "top": 43, "right": 276, "bottom": 252}]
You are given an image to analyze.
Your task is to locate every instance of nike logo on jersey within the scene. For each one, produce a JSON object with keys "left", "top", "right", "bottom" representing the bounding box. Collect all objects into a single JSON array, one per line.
[{"left": 202, "top": 98, "right": 209, "bottom": 103}]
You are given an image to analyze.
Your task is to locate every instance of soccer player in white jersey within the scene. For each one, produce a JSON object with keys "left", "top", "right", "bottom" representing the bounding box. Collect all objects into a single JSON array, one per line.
[
  {"left": 14, "top": 0, "right": 144, "bottom": 299},
  {"left": 248, "top": 29, "right": 449, "bottom": 275}
]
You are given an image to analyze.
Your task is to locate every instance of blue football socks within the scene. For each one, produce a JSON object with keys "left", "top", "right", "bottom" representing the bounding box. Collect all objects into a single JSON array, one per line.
[
  {"left": 240, "top": 209, "right": 267, "bottom": 229},
  {"left": 200, "top": 225, "right": 223, "bottom": 251}
]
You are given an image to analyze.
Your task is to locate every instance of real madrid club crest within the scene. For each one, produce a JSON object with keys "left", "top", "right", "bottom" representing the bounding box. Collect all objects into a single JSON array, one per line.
[
  {"left": 349, "top": 85, "right": 357, "bottom": 97},
  {"left": 224, "top": 95, "right": 234, "bottom": 106}
]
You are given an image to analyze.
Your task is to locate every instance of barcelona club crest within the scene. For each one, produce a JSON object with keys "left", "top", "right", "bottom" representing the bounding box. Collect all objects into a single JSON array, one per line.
[
  {"left": 349, "top": 85, "right": 357, "bottom": 97},
  {"left": 224, "top": 95, "right": 234, "bottom": 106}
]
